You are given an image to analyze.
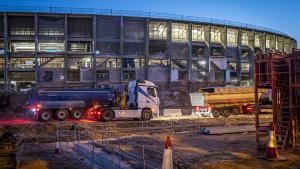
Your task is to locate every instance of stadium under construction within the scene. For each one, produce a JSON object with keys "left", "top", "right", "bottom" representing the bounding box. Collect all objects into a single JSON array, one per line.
[{"left": 0, "top": 6, "right": 297, "bottom": 92}]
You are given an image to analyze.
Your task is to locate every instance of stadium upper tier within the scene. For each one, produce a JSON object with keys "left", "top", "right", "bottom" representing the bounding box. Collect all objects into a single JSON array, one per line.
[{"left": 0, "top": 5, "right": 295, "bottom": 40}]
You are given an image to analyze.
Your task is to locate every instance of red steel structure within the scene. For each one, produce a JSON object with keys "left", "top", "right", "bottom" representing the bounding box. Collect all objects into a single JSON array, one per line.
[{"left": 255, "top": 49, "right": 300, "bottom": 150}]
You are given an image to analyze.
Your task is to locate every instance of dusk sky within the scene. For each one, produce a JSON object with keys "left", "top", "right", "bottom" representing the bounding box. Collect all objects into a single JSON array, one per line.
[{"left": 1, "top": 0, "right": 299, "bottom": 47}]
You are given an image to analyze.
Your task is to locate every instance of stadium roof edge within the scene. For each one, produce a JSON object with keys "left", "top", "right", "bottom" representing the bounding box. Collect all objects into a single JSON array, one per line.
[{"left": 0, "top": 5, "right": 295, "bottom": 40}]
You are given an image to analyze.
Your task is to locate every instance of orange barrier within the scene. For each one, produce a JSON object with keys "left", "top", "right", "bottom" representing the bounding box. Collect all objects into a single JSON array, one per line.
[
  {"left": 162, "top": 136, "right": 173, "bottom": 169},
  {"left": 264, "top": 122, "right": 286, "bottom": 161}
]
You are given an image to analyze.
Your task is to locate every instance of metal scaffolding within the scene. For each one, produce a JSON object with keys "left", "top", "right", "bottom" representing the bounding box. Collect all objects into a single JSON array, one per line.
[{"left": 255, "top": 49, "right": 300, "bottom": 150}]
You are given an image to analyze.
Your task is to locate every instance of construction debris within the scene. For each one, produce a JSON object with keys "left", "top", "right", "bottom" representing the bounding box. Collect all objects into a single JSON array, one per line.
[{"left": 0, "top": 132, "right": 18, "bottom": 169}]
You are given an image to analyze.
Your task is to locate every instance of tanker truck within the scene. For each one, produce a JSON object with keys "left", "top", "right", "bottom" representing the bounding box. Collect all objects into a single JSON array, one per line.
[
  {"left": 24, "top": 80, "right": 159, "bottom": 122},
  {"left": 190, "top": 87, "right": 271, "bottom": 118}
]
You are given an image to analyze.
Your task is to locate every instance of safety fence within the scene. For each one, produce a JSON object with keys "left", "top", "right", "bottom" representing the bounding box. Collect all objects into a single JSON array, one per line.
[{"left": 55, "top": 121, "right": 198, "bottom": 169}]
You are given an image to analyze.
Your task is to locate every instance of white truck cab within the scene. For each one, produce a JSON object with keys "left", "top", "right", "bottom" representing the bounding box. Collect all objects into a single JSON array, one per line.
[{"left": 101, "top": 80, "right": 160, "bottom": 121}]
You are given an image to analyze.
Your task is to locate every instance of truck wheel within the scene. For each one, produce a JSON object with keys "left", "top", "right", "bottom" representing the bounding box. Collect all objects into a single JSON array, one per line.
[
  {"left": 232, "top": 107, "right": 241, "bottom": 115},
  {"left": 212, "top": 109, "right": 220, "bottom": 118},
  {"left": 38, "top": 109, "right": 53, "bottom": 122},
  {"left": 222, "top": 108, "right": 231, "bottom": 118},
  {"left": 71, "top": 109, "right": 84, "bottom": 120},
  {"left": 54, "top": 109, "right": 69, "bottom": 121},
  {"left": 141, "top": 109, "right": 152, "bottom": 121},
  {"left": 101, "top": 109, "right": 114, "bottom": 122}
]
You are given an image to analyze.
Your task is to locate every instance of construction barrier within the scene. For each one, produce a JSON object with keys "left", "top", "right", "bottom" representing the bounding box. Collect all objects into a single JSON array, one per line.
[
  {"left": 264, "top": 122, "right": 286, "bottom": 161},
  {"left": 55, "top": 141, "right": 60, "bottom": 154},
  {"left": 162, "top": 136, "right": 173, "bottom": 169}
]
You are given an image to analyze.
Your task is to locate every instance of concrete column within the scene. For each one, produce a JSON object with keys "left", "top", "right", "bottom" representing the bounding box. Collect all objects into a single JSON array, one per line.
[
  {"left": 275, "top": 34, "right": 278, "bottom": 51},
  {"left": 223, "top": 26, "right": 227, "bottom": 57},
  {"left": 289, "top": 38, "right": 293, "bottom": 53},
  {"left": 223, "top": 26, "right": 228, "bottom": 84},
  {"left": 92, "top": 15, "right": 97, "bottom": 86},
  {"left": 145, "top": 19, "right": 149, "bottom": 80},
  {"left": 3, "top": 13, "right": 8, "bottom": 92},
  {"left": 205, "top": 24, "right": 211, "bottom": 84},
  {"left": 236, "top": 28, "right": 242, "bottom": 86},
  {"left": 167, "top": 21, "right": 172, "bottom": 83},
  {"left": 187, "top": 22, "right": 192, "bottom": 82},
  {"left": 282, "top": 36, "right": 285, "bottom": 53},
  {"left": 34, "top": 13, "right": 39, "bottom": 88},
  {"left": 120, "top": 16, "right": 124, "bottom": 82},
  {"left": 249, "top": 30, "right": 255, "bottom": 86},
  {"left": 263, "top": 32, "right": 267, "bottom": 53},
  {"left": 64, "top": 14, "right": 68, "bottom": 85}
]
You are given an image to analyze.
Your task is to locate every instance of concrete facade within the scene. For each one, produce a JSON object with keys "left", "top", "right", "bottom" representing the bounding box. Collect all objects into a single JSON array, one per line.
[{"left": 0, "top": 6, "right": 297, "bottom": 91}]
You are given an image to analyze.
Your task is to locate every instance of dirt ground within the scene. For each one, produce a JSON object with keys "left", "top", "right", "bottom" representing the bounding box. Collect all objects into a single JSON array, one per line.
[
  {"left": 112, "top": 132, "right": 300, "bottom": 169},
  {"left": 16, "top": 132, "right": 300, "bottom": 169},
  {"left": 1, "top": 114, "right": 299, "bottom": 169},
  {"left": 18, "top": 143, "right": 90, "bottom": 169}
]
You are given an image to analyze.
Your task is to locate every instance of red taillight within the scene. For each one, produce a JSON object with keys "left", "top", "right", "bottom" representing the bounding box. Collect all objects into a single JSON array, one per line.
[
  {"left": 27, "top": 104, "right": 40, "bottom": 112},
  {"left": 246, "top": 106, "right": 252, "bottom": 113},
  {"left": 195, "top": 106, "right": 200, "bottom": 111}
]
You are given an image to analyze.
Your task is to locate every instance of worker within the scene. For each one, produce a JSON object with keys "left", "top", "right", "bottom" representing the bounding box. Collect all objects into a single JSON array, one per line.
[{"left": 120, "top": 91, "right": 127, "bottom": 110}]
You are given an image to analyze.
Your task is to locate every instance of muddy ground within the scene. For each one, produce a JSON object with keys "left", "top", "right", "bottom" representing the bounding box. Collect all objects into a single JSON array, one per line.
[
  {"left": 115, "top": 132, "right": 300, "bottom": 169},
  {"left": 17, "top": 132, "right": 300, "bottom": 169},
  {"left": 18, "top": 143, "right": 90, "bottom": 169},
  {"left": 1, "top": 115, "right": 299, "bottom": 169}
]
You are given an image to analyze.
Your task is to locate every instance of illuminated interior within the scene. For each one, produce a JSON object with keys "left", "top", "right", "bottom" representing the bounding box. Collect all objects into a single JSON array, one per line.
[
  {"left": 9, "top": 41, "right": 35, "bottom": 52},
  {"left": 149, "top": 21, "right": 168, "bottom": 40},
  {"left": 39, "top": 42, "right": 64, "bottom": 52},
  {"left": 172, "top": 23, "right": 188, "bottom": 42},
  {"left": 192, "top": 25, "right": 205, "bottom": 42}
]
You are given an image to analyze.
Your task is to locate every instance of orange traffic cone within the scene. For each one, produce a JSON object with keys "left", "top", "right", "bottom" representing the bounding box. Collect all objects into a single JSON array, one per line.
[
  {"left": 55, "top": 141, "right": 60, "bottom": 154},
  {"left": 162, "top": 136, "right": 173, "bottom": 169},
  {"left": 264, "top": 122, "right": 286, "bottom": 161}
]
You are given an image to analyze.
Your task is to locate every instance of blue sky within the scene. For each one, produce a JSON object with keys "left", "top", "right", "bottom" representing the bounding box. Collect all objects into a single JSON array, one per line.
[{"left": 0, "top": 0, "right": 299, "bottom": 47}]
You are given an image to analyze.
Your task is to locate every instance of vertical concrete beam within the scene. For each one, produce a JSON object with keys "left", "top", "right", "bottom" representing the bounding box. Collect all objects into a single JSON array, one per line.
[
  {"left": 282, "top": 36, "right": 285, "bottom": 53},
  {"left": 248, "top": 30, "right": 255, "bottom": 86},
  {"left": 205, "top": 24, "right": 211, "bottom": 84},
  {"left": 187, "top": 22, "right": 192, "bottom": 82},
  {"left": 236, "top": 28, "right": 242, "bottom": 86},
  {"left": 3, "top": 13, "right": 8, "bottom": 92},
  {"left": 64, "top": 14, "right": 68, "bottom": 85},
  {"left": 167, "top": 21, "right": 172, "bottom": 83},
  {"left": 223, "top": 26, "right": 228, "bottom": 84},
  {"left": 289, "top": 38, "right": 293, "bottom": 53},
  {"left": 274, "top": 34, "right": 278, "bottom": 51},
  {"left": 263, "top": 32, "right": 267, "bottom": 53},
  {"left": 145, "top": 18, "right": 149, "bottom": 80},
  {"left": 223, "top": 26, "right": 227, "bottom": 57},
  {"left": 92, "top": 15, "right": 97, "bottom": 86},
  {"left": 34, "top": 13, "right": 39, "bottom": 88},
  {"left": 120, "top": 17, "right": 124, "bottom": 82},
  {"left": 272, "top": 34, "right": 276, "bottom": 51}
]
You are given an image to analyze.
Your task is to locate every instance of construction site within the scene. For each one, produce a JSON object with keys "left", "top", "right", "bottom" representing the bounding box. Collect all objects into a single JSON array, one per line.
[{"left": 0, "top": 5, "right": 299, "bottom": 169}]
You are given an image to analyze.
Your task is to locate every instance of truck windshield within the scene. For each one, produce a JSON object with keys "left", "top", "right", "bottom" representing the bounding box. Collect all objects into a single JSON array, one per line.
[{"left": 147, "top": 87, "right": 156, "bottom": 97}]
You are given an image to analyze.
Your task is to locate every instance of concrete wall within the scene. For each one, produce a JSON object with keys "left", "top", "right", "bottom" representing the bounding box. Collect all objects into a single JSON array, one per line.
[
  {"left": 39, "top": 68, "right": 65, "bottom": 87},
  {"left": 148, "top": 67, "right": 168, "bottom": 82}
]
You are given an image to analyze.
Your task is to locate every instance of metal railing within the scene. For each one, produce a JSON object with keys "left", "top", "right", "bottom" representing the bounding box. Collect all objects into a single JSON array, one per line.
[
  {"left": 55, "top": 120, "right": 199, "bottom": 169},
  {"left": 0, "top": 5, "right": 290, "bottom": 37}
]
